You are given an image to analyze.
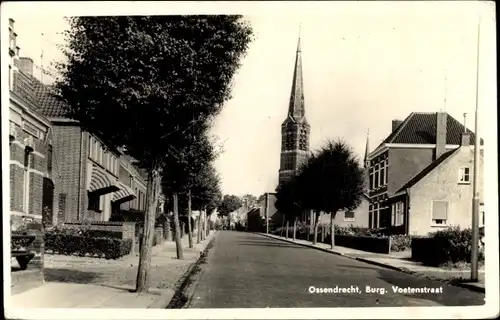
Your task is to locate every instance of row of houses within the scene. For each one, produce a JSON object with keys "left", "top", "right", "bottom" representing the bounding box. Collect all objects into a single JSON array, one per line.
[
  {"left": 312, "top": 111, "right": 484, "bottom": 236},
  {"left": 8, "top": 19, "right": 163, "bottom": 230}
]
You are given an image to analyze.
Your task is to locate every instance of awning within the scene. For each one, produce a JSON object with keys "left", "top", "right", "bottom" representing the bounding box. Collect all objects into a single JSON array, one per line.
[
  {"left": 88, "top": 165, "right": 119, "bottom": 195},
  {"left": 112, "top": 182, "right": 136, "bottom": 203}
]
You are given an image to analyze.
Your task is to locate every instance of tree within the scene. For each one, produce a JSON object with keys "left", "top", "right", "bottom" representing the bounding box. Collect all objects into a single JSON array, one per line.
[
  {"left": 275, "top": 177, "right": 304, "bottom": 240},
  {"left": 218, "top": 195, "right": 243, "bottom": 228},
  {"left": 298, "top": 140, "right": 365, "bottom": 248},
  {"left": 54, "top": 16, "right": 253, "bottom": 292}
]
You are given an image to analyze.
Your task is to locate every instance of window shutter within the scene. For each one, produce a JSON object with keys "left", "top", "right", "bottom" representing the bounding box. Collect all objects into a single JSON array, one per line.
[{"left": 432, "top": 201, "right": 448, "bottom": 220}]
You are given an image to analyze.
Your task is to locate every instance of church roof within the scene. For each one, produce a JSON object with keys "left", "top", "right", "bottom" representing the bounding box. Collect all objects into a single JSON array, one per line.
[{"left": 287, "top": 33, "right": 306, "bottom": 121}]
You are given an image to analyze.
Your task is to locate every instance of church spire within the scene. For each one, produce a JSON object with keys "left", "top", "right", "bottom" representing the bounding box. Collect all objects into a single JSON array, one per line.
[
  {"left": 288, "top": 27, "right": 305, "bottom": 120},
  {"left": 364, "top": 129, "right": 370, "bottom": 168}
]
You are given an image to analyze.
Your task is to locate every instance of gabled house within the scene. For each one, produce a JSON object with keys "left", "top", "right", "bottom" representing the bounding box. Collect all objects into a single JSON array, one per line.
[
  {"left": 8, "top": 19, "right": 57, "bottom": 229},
  {"left": 367, "top": 112, "right": 484, "bottom": 235},
  {"left": 21, "top": 62, "right": 138, "bottom": 223}
]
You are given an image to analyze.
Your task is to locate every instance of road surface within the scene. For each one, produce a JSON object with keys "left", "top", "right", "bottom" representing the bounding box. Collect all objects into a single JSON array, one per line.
[{"left": 186, "top": 231, "right": 485, "bottom": 308}]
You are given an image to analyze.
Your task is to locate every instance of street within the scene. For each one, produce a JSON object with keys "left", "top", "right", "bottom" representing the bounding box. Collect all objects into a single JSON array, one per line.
[{"left": 186, "top": 231, "right": 485, "bottom": 308}]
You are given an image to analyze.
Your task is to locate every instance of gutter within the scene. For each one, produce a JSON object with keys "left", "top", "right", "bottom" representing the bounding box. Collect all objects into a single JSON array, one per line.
[{"left": 77, "top": 130, "right": 85, "bottom": 220}]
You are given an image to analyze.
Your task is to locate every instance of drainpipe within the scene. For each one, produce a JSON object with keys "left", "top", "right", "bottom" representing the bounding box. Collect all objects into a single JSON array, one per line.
[
  {"left": 405, "top": 188, "right": 410, "bottom": 235},
  {"left": 77, "top": 131, "right": 85, "bottom": 220}
]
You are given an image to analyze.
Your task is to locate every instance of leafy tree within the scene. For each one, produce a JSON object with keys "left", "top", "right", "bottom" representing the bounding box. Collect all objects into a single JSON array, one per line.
[
  {"left": 54, "top": 15, "right": 252, "bottom": 292},
  {"left": 275, "top": 177, "right": 303, "bottom": 240},
  {"left": 298, "top": 140, "right": 365, "bottom": 248},
  {"left": 241, "top": 194, "right": 258, "bottom": 209},
  {"left": 218, "top": 195, "right": 243, "bottom": 227}
]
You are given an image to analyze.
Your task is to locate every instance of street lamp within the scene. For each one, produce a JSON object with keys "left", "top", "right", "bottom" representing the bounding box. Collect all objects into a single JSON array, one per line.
[{"left": 471, "top": 15, "right": 481, "bottom": 282}]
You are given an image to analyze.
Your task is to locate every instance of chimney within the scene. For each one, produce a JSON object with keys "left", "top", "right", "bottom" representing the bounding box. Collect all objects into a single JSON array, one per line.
[
  {"left": 461, "top": 132, "right": 470, "bottom": 147},
  {"left": 392, "top": 120, "right": 403, "bottom": 132},
  {"left": 435, "top": 112, "right": 447, "bottom": 159},
  {"left": 18, "top": 57, "right": 33, "bottom": 75}
]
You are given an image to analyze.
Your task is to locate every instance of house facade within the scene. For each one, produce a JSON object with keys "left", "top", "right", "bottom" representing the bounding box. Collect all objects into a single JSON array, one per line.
[
  {"left": 8, "top": 19, "right": 57, "bottom": 229},
  {"left": 367, "top": 112, "right": 483, "bottom": 235},
  {"left": 25, "top": 61, "right": 138, "bottom": 223},
  {"left": 117, "top": 154, "right": 147, "bottom": 214}
]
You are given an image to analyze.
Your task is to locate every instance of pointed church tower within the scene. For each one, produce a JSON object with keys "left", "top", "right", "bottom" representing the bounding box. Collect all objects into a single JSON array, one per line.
[
  {"left": 278, "top": 31, "right": 311, "bottom": 186},
  {"left": 363, "top": 129, "right": 371, "bottom": 193}
]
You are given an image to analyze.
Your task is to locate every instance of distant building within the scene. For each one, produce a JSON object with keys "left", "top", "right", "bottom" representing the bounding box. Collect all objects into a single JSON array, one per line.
[{"left": 367, "top": 112, "right": 484, "bottom": 235}]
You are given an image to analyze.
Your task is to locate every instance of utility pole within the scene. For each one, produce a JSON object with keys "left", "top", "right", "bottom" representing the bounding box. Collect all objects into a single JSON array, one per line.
[
  {"left": 471, "top": 15, "right": 481, "bottom": 282},
  {"left": 265, "top": 193, "right": 269, "bottom": 234}
]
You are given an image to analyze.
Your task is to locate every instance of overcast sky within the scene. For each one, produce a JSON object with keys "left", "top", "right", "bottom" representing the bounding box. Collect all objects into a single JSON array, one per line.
[{"left": 4, "top": 1, "right": 496, "bottom": 197}]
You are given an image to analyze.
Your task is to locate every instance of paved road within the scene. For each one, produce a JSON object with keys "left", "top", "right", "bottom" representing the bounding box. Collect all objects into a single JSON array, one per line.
[{"left": 186, "top": 231, "right": 485, "bottom": 308}]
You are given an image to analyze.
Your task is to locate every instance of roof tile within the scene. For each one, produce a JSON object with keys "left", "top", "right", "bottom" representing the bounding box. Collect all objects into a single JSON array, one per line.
[{"left": 383, "top": 112, "right": 483, "bottom": 146}]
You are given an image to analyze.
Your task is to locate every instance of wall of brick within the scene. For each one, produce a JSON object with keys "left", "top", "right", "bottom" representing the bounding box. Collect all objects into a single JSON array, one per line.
[
  {"left": 10, "top": 164, "right": 24, "bottom": 212},
  {"left": 408, "top": 147, "right": 484, "bottom": 236},
  {"left": 51, "top": 125, "right": 86, "bottom": 222},
  {"left": 28, "top": 172, "right": 43, "bottom": 216},
  {"left": 318, "top": 198, "right": 370, "bottom": 228},
  {"left": 387, "top": 148, "right": 435, "bottom": 195}
]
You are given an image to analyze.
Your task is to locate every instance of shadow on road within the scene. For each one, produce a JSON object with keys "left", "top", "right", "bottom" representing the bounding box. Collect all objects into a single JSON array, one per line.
[
  {"left": 236, "top": 240, "right": 306, "bottom": 249},
  {"left": 44, "top": 268, "right": 101, "bottom": 284}
]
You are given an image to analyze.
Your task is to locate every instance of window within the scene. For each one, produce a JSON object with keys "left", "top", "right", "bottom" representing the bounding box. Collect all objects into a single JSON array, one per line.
[
  {"left": 99, "top": 147, "right": 103, "bottom": 165},
  {"left": 344, "top": 211, "right": 355, "bottom": 222},
  {"left": 373, "top": 203, "right": 379, "bottom": 228},
  {"left": 88, "top": 192, "right": 101, "bottom": 212},
  {"left": 23, "top": 150, "right": 30, "bottom": 213},
  {"left": 369, "top": 167, "right": 374, "bottom": 190},
  {"left": 459, "top": 167, "right": 470, "bottom": 183},
  {"left": 394, "top": 201, "right": 404, "bottom": 226},
  {"left": 47, "top": 145, "right": 53, "bottom": 177},
  {"left": 432, "top": 200, "right": 448, "bottom": 225},
  {"left": 380, "top": 160, "right": 386, "bottom": 186},
  {"left": 374, "top": 164, "right": 379, "bottom": 188},
  {"left": 103, "top": 151, "right": 108, "bottom": 169}
]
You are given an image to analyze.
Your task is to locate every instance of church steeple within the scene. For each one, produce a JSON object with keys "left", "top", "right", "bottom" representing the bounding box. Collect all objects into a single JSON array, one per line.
[
  {"left": 364, "top": 129, "right": 370, "bottom": 168},
  {"left": 278, "top": 27, "right": 311, "bottom": 186},
  {"left": 288, "top": 29, "right": 306, "bottom": 120}
]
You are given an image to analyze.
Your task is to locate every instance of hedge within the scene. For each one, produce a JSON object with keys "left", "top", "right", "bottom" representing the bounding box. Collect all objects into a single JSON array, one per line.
[
  {"left": 45, "top": 232, "right": 132, "bottom": 259},
  {"left": 411, "top": 226, "right": 485, "bottom": 266}
]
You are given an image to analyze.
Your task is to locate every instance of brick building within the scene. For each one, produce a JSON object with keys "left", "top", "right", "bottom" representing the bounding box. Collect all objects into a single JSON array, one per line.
[
  {"left": 8, "top": 19, "right": 57, "bottom": 229},
  {"left": 25, "top": 65, "right": 138, "bottom": 223},
  {"left": 367, "top": 112, "right": 483, "bottom": 235}
]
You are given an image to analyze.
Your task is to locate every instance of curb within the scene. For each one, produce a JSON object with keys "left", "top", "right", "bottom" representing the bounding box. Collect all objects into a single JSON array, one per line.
[
  {"left": 257, "top": 232, "right": 346, "bottom": 257},
  {"left": 452, "top": 282, "right": 486, "bottom": 294},
  {"left": 259, "top": 233, "right": 486, "bottom": 294},
  {"left": 165, "top": 231, "right": 218, "bottom": 309}
]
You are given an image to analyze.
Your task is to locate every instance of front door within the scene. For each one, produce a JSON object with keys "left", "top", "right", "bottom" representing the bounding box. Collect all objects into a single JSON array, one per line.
[{"left": 42, "top": 178, "right": 54, "bottom": 227}]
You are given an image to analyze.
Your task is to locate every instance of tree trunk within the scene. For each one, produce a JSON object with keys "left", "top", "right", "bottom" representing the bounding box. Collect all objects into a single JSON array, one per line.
[
  {"left": 136, "top": 166, "right": 161, "bottom": 293},
  {"left": 197, "top": 209, "right": 202, "bottom": 244},
  {"left": 313, "top": 210, "right": 320, "bottom": 244},
  {"left": 172, "top": 193, "right": 184, "bottom": 259},
  {"left": 293, "top": 216, "right": 297, "bottom": 241},
  {"left": 204, "top": 209, "right": 208, "bottom": 239},
  {"left": 330, "top": 212, "right": 336, "bottom": 249},
  {"left": 285, "top": 220, "right": 289, "bottom": 239},
  {"left": 321, "top": 225, "right": 325, "bottom": 242},
  {"left": 187, "top": 190, "right": 193, "bottom": 248}
]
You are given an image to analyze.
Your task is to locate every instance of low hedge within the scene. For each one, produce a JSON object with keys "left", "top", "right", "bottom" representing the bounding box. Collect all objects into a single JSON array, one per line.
[
  {"left": 45, "top": 232, "right": 132, "bottom": 259},
  {"left": 412, "top": 226, "right": 485, "bottom": 266}
]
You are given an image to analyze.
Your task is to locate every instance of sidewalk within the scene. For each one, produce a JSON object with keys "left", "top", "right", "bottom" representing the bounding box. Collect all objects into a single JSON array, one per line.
[
  {"left": 260, "top": 233, "right": 485, "bottom": 293},
  {"left": 9, "top": 231, "right": 218, "bottom": 309}
]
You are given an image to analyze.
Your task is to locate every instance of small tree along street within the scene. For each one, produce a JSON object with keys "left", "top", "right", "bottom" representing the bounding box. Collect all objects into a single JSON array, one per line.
[
  {"left": 54, "top": 15, "right": 252, "bottom": 293},
  {"left": 275, "top": 139, "right": 365, "bottom": 248}
]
